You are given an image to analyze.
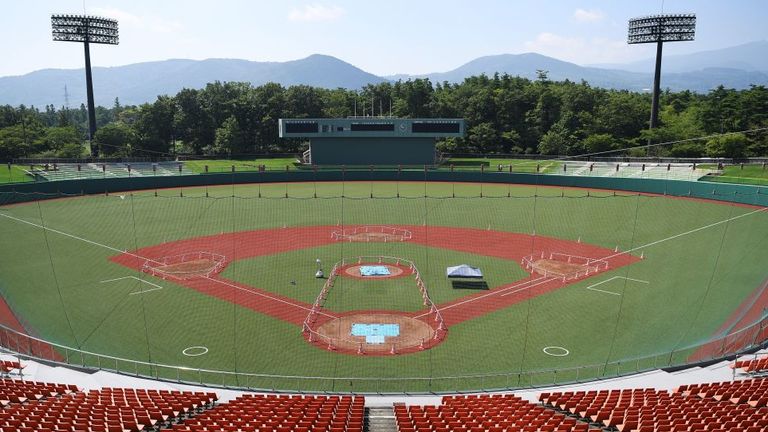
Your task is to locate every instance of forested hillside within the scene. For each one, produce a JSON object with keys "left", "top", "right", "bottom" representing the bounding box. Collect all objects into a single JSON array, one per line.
[{"left": 1, "top": 73, "right": 766, "bottom": 160}]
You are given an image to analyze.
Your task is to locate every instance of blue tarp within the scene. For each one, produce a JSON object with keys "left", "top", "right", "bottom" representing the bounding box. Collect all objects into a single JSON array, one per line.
[
  {"left": 446, "top": 264, "right": 483, "bottom": 278},
  {"left": 351, "top": 323, "right": 400, "bottom": 344},
  {"left": 359, "top": 265, "right": 391, "bottom": 276}
]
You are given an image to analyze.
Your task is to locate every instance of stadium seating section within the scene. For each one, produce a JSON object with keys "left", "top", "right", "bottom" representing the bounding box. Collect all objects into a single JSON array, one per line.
[
  {"left": 0, "top": 361, "right": 24, "bottom": 376},
  {"left": 0, "top": 379, "right": 215, "bottom": 432},
  {"left": 541, "top": 378, "right": 768, "bottom": 431},
  {"left": 170, "top": 394, "right": 364, "bottom": 432},
  {"left": 6, "top": 373, "right": 768, "bottom": 431},
  {"left": 395, "top": 394, "right": 601, "bottom": 432},
  {"left": 733, "top": 356, "right": 768, "bottom": 374}
]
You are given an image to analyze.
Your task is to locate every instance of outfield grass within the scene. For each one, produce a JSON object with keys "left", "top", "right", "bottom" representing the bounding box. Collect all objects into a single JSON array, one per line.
[
  {"left": 0, "top": 181, "right": 767, "bottom": 391},
  {"left": 701, "top": 164, "right": 768, "bottom": 186},
  {"left": 0, "top": 165, "right": 34, "bottom": 184}
]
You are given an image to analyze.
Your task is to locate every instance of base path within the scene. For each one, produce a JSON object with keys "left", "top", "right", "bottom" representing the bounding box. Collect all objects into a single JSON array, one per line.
[{"left": 109, "top": 225, "right": 638, "bottom": 331}]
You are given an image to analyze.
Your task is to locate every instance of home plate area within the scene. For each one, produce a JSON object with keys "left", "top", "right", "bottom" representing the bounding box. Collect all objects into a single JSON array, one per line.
[{"left": 307, "top": 314, "right": 441, "bottom": 355}]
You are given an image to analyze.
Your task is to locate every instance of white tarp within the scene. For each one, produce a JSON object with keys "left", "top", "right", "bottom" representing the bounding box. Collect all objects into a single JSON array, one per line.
[{"left": 446, "top": 264, "right": 483, "bottom": 278}]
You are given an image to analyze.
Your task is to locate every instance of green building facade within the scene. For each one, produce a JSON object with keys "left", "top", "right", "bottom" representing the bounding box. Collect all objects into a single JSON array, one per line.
[{"left": 278, "top": 118, "right": 466, "bottom": 165}]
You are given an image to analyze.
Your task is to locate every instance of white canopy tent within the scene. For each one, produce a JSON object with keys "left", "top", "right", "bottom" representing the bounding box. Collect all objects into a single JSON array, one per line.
[{"left": 446, "top": 264, "right": 483, "bottom": 278}]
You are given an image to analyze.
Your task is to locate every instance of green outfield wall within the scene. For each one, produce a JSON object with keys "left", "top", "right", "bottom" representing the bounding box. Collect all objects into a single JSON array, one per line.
[{"left": 0, "top": 171, "right": 766, "bottom": 207}]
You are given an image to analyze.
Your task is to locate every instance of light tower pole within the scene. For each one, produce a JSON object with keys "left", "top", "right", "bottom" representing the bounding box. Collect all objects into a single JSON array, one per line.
[
  {"left": 52, "top": 14, "right": 119, "bottom": 157},
  {"left": 627, "top": 14, "right": 696, "bottom": 143}
]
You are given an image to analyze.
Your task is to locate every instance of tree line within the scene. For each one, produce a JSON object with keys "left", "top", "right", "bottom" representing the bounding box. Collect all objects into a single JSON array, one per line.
[{"left": 1, "top": 72, "right": 767, "bottom": 161}]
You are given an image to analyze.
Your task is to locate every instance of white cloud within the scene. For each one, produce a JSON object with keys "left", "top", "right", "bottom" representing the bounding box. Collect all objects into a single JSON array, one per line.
[
  {"left": 288, "top": 4, "right": 345, "bottom": 22},
  {"left": 573, "top": 8, "right": 605, "bottom": 23},
  {"left": 524, "top": 32, "right": 641, "bottom": 64},
  {"left": 91, "top": 7, "right": 182, "bottom": 34}
]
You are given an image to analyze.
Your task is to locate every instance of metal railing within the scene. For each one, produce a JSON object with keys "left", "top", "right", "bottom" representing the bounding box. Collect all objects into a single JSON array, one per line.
[{"left": 2, "top": 304, "right": 766, "bottom": 394}]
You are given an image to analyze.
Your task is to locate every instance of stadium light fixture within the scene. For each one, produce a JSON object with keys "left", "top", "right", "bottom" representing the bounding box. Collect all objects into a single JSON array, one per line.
[
  {"left": 627, "top": 14, "right": 696, "bottom": 141},
  {"left": 52, "top": 14, "right": 119, "bottom": 157}
]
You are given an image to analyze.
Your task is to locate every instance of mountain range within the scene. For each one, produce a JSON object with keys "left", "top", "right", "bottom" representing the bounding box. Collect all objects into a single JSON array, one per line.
[{"left": 1, "top": 41, "right": 766, "bottom": 108}]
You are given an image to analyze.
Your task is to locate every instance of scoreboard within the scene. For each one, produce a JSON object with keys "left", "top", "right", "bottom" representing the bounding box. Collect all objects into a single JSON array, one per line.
[{"left": 279, "top": 118, "right": 465, "bottom": 138}]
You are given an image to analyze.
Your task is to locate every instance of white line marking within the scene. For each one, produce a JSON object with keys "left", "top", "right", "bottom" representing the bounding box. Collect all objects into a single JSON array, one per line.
[
  {"left": 100, "top": 275, "right": 164, "bottom": 295},
  {"left": 130, "top": 287, "right": 163, "bottom": 295},
  {"left": 100, "top": 276, "right": 134, "bottom": 283},
  {"left": 543, "top": 346, "right": 570, "bottom": 357},
  {"left": 604, "top": 206, "right": 768, "bottom": 260},
  {"left": 182, "top": 346, "right": 208, "bottom": 357},
  {"left": 202, "top": 276, "right": 336, "bottom": 318},
  {"left": 0, "top": 213, "right": 327, "bottom": 317},
  {"left": 0, "top": 213, "right": 163, "bottom": 266},
  {"left": 584, "top": 276, "right": 650, "bottom": 296},
  {"left": 499, "top": 277, "right": 556, "bottom": 297},
  {"left": 585, "top": 276, "right": 620, "bottom": 290},
  {"left": 415, "top": 276, "right": 555, "bottom": 318},
  {"left": 586, "top": 287, "right": 622, "bottom": 296},
  {"left": 624, "top": 277, "right": 650, "bottom": 284}
]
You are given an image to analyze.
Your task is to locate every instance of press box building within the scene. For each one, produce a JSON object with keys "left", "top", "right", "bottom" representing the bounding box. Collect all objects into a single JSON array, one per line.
[{"left": 278, "top": 118, "right": 465, "bottom": 165}]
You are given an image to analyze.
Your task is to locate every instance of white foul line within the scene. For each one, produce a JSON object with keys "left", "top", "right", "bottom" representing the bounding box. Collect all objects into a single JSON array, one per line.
[
  {"left": 604, "top": 206, "right": 767, "bottom": 260},
  {"left": 100, "top": 275, "right": 164, "bottom": 295},
  {"left": 200, "top": 275, "right": 336, "bottom": 318},
  {"left": 0, "top": 212, "right": 329, "bottom": 317},
  {"left": 585, "top": 276, "right": 650, "bottom": 296},
  {"left": 0, "top": 213, "right": 163, "bottom": 266},
  {"left": 414, "top": 276, "right": 555, "bottom": 318}
]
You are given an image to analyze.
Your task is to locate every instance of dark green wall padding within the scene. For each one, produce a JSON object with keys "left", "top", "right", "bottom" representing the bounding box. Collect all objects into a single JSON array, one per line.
[
  {"left": 1, "top": 171, "right": 766, "bottom": 207},
  {"left": 310, "top": 137, "right": 436, "bottom": 165}
]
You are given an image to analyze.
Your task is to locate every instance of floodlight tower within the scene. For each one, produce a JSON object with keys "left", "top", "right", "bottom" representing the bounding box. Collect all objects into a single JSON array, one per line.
[
  {"left": 52, "top": 15, "right": 119, "bottom": 157},
  {"left": 628, "top": 14, "right": 696, "bottom": 138}
]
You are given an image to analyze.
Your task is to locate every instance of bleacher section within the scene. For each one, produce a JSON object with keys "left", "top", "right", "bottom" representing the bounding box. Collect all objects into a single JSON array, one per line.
[
  {"left": 29, "top": 162, "right": 195, "bottom": 182},
  {"left": 540, "top": 378, "right": 768, "bottom": 431},
  {"left": 395, "top": 394, "right": 600, "bottom": 432},
  {"left": 169, "top": 394, "right": 364, "bottom": 432},
  {"left": 554, "top": 162, "right": 717, "bottom": 181}
]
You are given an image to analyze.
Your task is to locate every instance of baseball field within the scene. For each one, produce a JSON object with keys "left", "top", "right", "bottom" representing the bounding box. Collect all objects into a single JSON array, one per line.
[{"left": 0, "top": 180, "right": 766, "bottom": 392}]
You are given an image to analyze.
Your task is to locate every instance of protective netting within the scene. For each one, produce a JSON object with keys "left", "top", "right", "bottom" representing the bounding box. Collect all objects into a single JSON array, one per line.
[{"left": 0, "top": 175, "right": 767, "bottom": 393}]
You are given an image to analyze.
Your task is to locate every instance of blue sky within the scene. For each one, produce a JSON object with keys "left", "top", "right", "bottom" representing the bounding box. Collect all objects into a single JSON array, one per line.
[{"left": 1, "top": 0, "right": 766, "bottom": 77}]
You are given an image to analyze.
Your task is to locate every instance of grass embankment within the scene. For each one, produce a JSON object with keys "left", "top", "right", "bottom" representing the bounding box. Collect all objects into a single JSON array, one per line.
[
  {"left": 702, "top": 164, "right": 768, "bottom": 186},
  {"left": 0, "top": 165, "right": 34, "bottom": 184},
  {"left": 183, "top": 158, "right": 301, "bottom": 173}
]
